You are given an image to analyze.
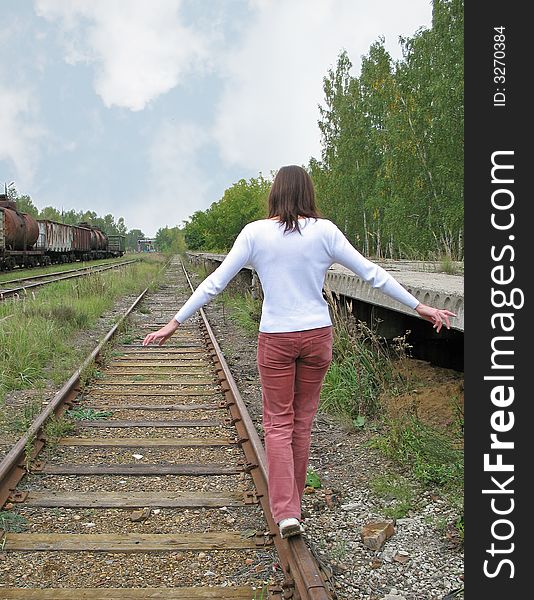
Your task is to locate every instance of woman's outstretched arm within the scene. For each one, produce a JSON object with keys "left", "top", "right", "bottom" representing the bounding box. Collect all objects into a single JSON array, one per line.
[
  {"left": 143, "top": 227, "right": 252, "bottom": 346},
  {"left": 329, "top": 224, "right": 456, "bottom": 333}
]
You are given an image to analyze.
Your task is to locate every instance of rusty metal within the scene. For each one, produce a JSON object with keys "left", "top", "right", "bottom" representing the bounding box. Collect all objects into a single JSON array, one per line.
[
  {"left": 7, "top": 490, "right": 28, "bottom": 503},
  {"left": 0, "top": 204, "right": 39, "bottom": 249},
  {"left": 0, "top": 259, "right": 133, "bottom": 286},
  {"left": 0, "top": 259, "right": 137, "bottom": 299},
  {"left": 243, "top": 490, "right": 261, "bottom": 505},
  {"left": 0, "top": 287, "right": 148, "bottom": 508}
]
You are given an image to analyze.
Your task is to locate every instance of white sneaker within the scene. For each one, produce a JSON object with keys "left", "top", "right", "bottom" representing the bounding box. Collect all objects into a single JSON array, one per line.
[{"left": 279, "top": 518, "right": 304, "bottom": 539}]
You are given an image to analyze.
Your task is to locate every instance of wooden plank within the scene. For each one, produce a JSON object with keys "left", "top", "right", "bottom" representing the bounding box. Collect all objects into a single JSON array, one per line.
[
  {"left": 123, "top": 335, "right": 203, "bottom": 341},
  {"left": 91, "top": 381, "right": 215, "bottom": 387},
  {"left": 24, "top": 490, "right": 245, "bottom": 508},
  {"left": 3, "top": 532, "right": 258, "bottom": 551},
  {"left": 0, "top": 586, "right": 257, "bottom": 598},
  {"left": 103, "top": 370, "right": 209, "bottom": 376},
  {"left": 86, "top": 391, "right": 220, "bottom": 397},
  {"left": 109, "top": 358, "right": 210, "bottom": 369},
  {"left": 75, "top": 419, "right": 223, "bottom": 427},
  {"left": 57, "top": 437, "right": 234, "bottom": 447},
  {"left": 117, "top": 349, "right": 206, "bottom": 355},
  {"left": 114, "top": 357, "right": 208, "bottom": 361},
  {"left": 84, "top": 403, "right": 221, "bottom": 411},
  {"left": 37, "top": 463, "right": 242, "bottom": 475}
]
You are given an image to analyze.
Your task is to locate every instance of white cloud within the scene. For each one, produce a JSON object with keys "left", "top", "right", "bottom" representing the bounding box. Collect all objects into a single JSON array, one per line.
[
  {"left": 35, "top": 0, "right": 210, "bottom": 111},
  {"left": 212, "top": 0, "right": 432, "bottom": 172},
  {"left": 0, "top": 75, "right": 45, "bottom": 188},
  {"left": 127, "top": 122, "right": 210, "bottom": 236}
]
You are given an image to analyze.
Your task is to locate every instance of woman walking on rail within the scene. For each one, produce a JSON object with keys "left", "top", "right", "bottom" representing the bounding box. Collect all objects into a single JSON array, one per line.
[{"left": 142, "top": 165, "right": 456, "bottom": 539}]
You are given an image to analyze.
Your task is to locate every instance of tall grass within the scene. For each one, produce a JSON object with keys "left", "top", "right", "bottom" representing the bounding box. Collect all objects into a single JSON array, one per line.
[
  {"left": 371, "top": 414, "right": 464, "bottom": 533},
  {"left": 0, "top": 256, "right": 166, "bottom": 403},
  {"left": 219, "top": 291, "right": 262, "bottom": 334},
  {"left": 372, "top": 416, "right": 464, "bottom": 488},
  {"left": 319, "top": 288, "right": 406, "bottom": 422}
]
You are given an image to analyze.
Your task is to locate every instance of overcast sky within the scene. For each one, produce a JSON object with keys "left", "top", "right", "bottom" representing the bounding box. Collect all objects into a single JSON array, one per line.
[{"left": 0, "top": 0, "right": 432, "bottom": 236}]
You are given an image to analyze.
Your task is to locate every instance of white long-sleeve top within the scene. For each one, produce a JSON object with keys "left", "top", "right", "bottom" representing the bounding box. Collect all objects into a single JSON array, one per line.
[{"left": 175, "top": 218, "right": 420, "bottom": 333}]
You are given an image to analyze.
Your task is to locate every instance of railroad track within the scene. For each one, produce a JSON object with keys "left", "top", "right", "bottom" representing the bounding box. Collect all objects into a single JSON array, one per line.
[
  {"left": 0, "top": 260, "right": 138, "bottom": 300},
  {"left": 0, "top": 257, "right": 335, "bottom": 599}
]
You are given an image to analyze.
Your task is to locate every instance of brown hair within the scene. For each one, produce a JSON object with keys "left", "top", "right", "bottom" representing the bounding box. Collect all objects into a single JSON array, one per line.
[{"left": 268, "top": 165, "right": 319, "bottom": 233}]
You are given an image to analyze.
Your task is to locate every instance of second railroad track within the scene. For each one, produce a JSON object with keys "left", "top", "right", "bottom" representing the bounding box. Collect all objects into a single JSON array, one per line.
[{"left": 0, "top": 256, "right": 336, "bottom": 599}]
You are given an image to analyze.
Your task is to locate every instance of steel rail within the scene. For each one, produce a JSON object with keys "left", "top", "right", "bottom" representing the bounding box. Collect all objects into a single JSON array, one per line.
[
  {"left": 0, "top": 257, "right": 174, "bottom": 505},
  {"left": 0, "top": 287, "right": 149, "bottom": 508},
  {"left": 0, "top": 256, "right": 334, "bottom": 597},
  {"left": 0, "top": 258, "right": 137, "bottom": 286},
  {"left": 180, "top": 258, "right": 335, "bottom": 600},
  {"left": 0, "top": 260, "right": 138, "bottom": 299}
]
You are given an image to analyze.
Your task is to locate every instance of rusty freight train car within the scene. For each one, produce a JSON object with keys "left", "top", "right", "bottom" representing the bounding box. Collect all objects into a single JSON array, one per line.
[
  {"left": 1, "top": 193, "right": 126, "bottom": 271},
  {"left": 0, "top": 195, "right": 43, "bottom": 270}
]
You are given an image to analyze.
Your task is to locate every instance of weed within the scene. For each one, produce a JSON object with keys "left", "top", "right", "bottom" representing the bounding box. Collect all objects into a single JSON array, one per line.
[
  {"left": 0, "top": 258, "right": 165, "bottom": 408},
  {"left": 23, "top": 434, "right": 36, "bottom": 473},
  {"left": 330, "top": 539, "right": 349, "bottom": 561},
  {"left": 353, "top": 415, "right": 366, "bottom": 428},
  {"left": 0, "top": 511, "right": 28, "bottom": 533},
  {"left": 43, "top": 415, "right": 76, "bottom": 444},
  {"left": 424, "top": 514, "right": 449, "bottom": 532},
  {"left": 451, "top": 396, "right": 464, "bottom": 436},
  {"left": 372, "top": 416, "right": 463, "bottom": 488},
  {"left": 67, "top": 407, "right": 113, "bottom": 420},
  {"left": 219, "top": 291, "right": 262, "bottom": 334},
  {"left": 0, "top": 397, "right": 42, "bottom": 435},
  {"left": 252, "top": 585, "right": 269, "bottom": 600},
  {"left": 437, "top": 255, "right": 461, "bottom": 275},
  {"left": 79, "top": 361, "right": 100, "bottom": 390},
  {"left": 320, "top": 288, "right": 407, "bottom": 421},
  {"left": 305, "top": 469, "right": 322, "bottom": 489},
  {"left": 370, "top": 473, "right": 416, "bottom": 519}
]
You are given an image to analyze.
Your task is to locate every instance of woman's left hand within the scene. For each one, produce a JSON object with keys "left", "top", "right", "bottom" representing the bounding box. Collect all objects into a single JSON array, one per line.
[
  {"left": 142, "top": 319, "right": 180, "bottom": 346},
  {"left": 415, "top": 303, "right": 456, "bottom": 333}
]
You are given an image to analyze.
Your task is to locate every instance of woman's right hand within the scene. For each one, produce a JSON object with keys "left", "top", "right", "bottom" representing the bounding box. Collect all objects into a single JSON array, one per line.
[
  {"left": 142, "top": 319, "right": 180, "bottom": 346},
  {"left": 415, "top": 303, "right": 456, "bottom": 333}
]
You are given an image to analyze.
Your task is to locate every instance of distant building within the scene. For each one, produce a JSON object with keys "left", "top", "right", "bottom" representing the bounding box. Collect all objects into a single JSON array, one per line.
[{"left": 137, "top": 238, "right": 157, "bottom": 252}]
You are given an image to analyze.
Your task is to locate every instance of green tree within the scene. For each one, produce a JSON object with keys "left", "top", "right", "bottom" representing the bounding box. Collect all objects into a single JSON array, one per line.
[
  {"left": 311, "top": 0, "right": 463, "bottom": 259},
  {"left": 39, "top": 206, "right": 63, "bottom": 222},
  {"left": 13, "top": 195, "right": 39, "bottom": 218},
  {"left": 126, "top": 229, "right": 145, "bottom": 251},
  {"left": 183, "top": 175, "right": 270, "bottom": 252},
  {"left": 116, "top": 217, "right": 127, "bottom": 235},
  {"left": 62, "top": 209, "right": 84, "bottom": 225},
  {"left": 155, "top": 226, "right": 185, "bottom": 254}
]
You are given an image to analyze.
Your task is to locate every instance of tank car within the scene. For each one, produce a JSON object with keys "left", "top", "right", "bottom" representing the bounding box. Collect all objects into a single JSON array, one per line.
[
  {"left": 78, "top": 222, "right": 109, "bottom": 259},
  {"left": 0, "top": 194, "right": 43, "bottom": 270}
]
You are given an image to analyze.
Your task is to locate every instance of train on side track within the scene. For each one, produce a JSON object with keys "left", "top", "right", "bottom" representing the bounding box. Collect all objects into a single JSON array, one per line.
[{"left": 0, "top": 193, "right": 126, "bottom": 271}]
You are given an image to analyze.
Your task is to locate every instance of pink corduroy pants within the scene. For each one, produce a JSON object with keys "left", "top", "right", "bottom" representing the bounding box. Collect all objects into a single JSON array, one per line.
[{"left": 257, "top": 325, "right": 333, "bottom": 523}]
